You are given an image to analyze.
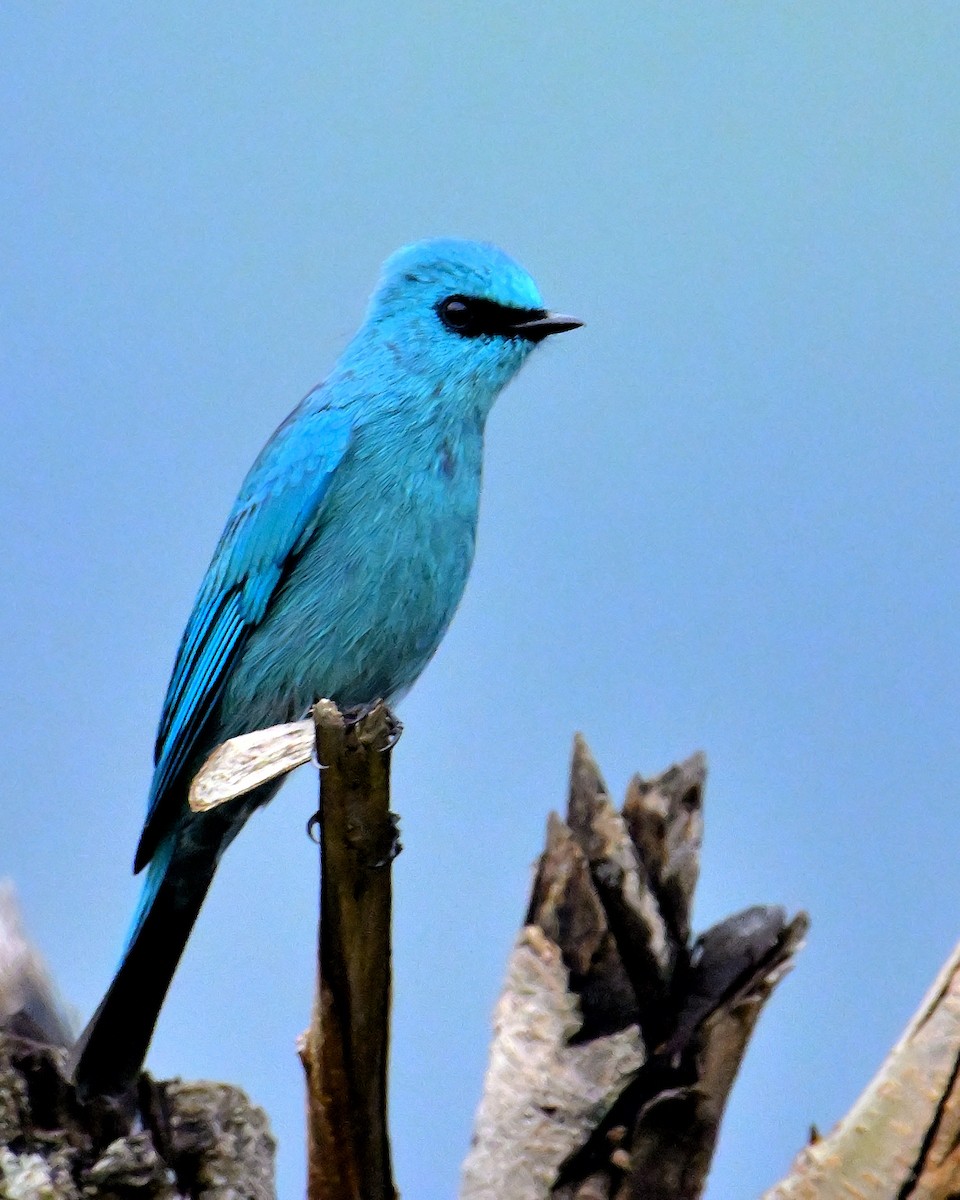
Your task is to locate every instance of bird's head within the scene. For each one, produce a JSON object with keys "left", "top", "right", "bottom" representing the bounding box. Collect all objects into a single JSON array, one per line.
[{"left": 356, "top": 238, "right": 582, "bottom": 417}]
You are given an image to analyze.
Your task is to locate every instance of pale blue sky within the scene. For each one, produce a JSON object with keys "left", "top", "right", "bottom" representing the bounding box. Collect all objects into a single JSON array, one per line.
[{"left": 3, "top": 4, "right": 959, "bottom": 1197}]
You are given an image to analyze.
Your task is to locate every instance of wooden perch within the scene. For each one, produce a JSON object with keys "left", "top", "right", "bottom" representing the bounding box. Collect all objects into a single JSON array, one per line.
[
  {"left": 187, "top": 699, "right": 402, "bottom": 1200},
  {"left": 299, "top": 700, "right": 399, "bottom": 1200}
]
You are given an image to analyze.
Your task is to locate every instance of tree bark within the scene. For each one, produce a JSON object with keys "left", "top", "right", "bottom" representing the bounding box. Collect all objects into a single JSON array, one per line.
[{"left": 0, "top": 1038, "right": 276, "bottom": 1200}]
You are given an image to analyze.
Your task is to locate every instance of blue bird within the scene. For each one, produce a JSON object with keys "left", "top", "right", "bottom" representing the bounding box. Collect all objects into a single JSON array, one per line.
[{"left": 70, "top": 238, "right": 582, "bottom": 1100}]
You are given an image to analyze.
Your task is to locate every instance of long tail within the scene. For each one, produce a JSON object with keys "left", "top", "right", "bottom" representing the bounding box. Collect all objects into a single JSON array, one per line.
[{"left": 70, "top": 830, "right": 220, "bottom": 1102}]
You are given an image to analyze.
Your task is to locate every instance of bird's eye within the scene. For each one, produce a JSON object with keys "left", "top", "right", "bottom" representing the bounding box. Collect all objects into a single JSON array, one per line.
[
  {"left": 438, "top": 296, "right": 475, "bottom": 334},
  {"left": 436, "top": 294, "right": 554, "bottom": 340}
]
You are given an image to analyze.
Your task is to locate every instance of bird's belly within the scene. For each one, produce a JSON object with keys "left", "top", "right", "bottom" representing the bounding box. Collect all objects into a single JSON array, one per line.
[{"left": 219, "top": 503, "right": 476, "bottom": 735}]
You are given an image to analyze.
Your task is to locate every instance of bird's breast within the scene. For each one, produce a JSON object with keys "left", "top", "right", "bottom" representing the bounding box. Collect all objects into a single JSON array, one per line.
[{"left": 222, "top": 422, "right": 484, "bottom": 729}]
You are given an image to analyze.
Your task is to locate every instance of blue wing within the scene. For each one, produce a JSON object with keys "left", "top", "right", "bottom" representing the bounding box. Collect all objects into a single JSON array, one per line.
[{"left": 134, "top": 397, "right": 353, "bottom": 871}]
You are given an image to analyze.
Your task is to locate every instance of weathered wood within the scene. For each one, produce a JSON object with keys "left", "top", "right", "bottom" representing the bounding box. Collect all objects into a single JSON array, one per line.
[
  {"left": 763, "top": 938, "right": 960, "bottom": 1199},
  {"left": 459, "top": 926, "right": 645, "bottom": 1200},
  {"left": 0, "top": 882, "right": 72, "bottom": 1049},
  {"left": 300, "top": 700, "right": 398, "bottom": 1200},
  {"left": 0, "top": 1024, "right": 276, "bottom": 1200},
  {"left": 186, "top": 700, "right": 400, "bottom": 1200},
  {"left": 188, "top": 718, "right": 315, "bottom": 812},
  {"left": 463, "top": 740, "right": 808, "bottom": 1200},
  {"left": 621, "top": 753, "right": 704, "bottom": 948}
]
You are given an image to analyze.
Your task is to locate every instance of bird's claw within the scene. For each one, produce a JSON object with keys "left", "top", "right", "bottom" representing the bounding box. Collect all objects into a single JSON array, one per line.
[
  {"left": 368, "top": 813, "right": 403, "bottom": 867},
  {"left": 380, "top": 712, "right": 403, "bottom": 751},
  {"left": 341, "top": 701, "right": 403, "bottom": 751},
  {"left": 305, "top": 809, "right": 401, "bottom": 862}
]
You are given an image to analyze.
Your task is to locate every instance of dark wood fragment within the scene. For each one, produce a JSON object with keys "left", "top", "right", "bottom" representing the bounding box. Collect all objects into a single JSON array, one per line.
[
  {"left": 622, "top": 754, "right": 705, "bottom": 948},
  {"left": 565, "top": 737, "right": 673, "bottom": 1042},
  {"left": 527, "top": 813, "right": 640, "bottom": 1040},
  {"left": 618, "top": 912, "right": 809, "bottom": 1200}
]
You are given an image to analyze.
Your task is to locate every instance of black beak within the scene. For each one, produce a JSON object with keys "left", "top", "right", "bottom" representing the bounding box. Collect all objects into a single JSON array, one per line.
[{"left": 509, "top": 312, "right": 585, "bottom": 343}]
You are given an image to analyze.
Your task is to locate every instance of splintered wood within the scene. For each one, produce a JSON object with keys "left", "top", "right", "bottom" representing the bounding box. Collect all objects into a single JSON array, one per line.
[
  {"left": 188, "top": 719, "right": 315, "bottom": 811},
  {"left": 461, "top": 738, "right": 808, "bottom": 1200}
]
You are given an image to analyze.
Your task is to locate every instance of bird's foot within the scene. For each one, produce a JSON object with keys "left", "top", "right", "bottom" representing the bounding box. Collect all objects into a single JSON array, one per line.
[
  {"left": 380, "top": 710, "right": 404, "bottom": 750},
  {"left": 306, "top": 810, "right": 402, "bottom": 860},
  {"left": 366, "top": 812, "right": 403, "bottom": 868},
  {"left": 341, "top": 700, "right": 403, "bottom": 751}
]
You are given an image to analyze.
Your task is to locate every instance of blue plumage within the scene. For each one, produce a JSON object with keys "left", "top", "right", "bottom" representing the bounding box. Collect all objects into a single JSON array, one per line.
[{"left": 71, "top": 238, "right": 581, "bottom": 1099}]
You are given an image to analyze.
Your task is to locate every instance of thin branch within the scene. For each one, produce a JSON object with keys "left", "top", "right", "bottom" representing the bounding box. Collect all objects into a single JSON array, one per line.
[{"left": 299, "top": 700, "right": 399, "bottom": 1200}]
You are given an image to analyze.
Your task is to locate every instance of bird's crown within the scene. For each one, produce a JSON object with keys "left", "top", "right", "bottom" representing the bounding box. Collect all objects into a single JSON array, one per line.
[{"left": 374, "top": 238, "right": 545, "bottom": 314}]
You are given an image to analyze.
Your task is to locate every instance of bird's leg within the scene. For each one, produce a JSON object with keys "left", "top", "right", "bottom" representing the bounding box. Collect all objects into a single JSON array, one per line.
[{"left": 305, "top": 703, "right": 401, "bottom": 842}]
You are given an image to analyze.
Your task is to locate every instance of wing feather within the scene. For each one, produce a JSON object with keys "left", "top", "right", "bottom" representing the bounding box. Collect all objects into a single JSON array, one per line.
[{"left": 134, "top": 399, "right": 353, "bottom": 871}]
